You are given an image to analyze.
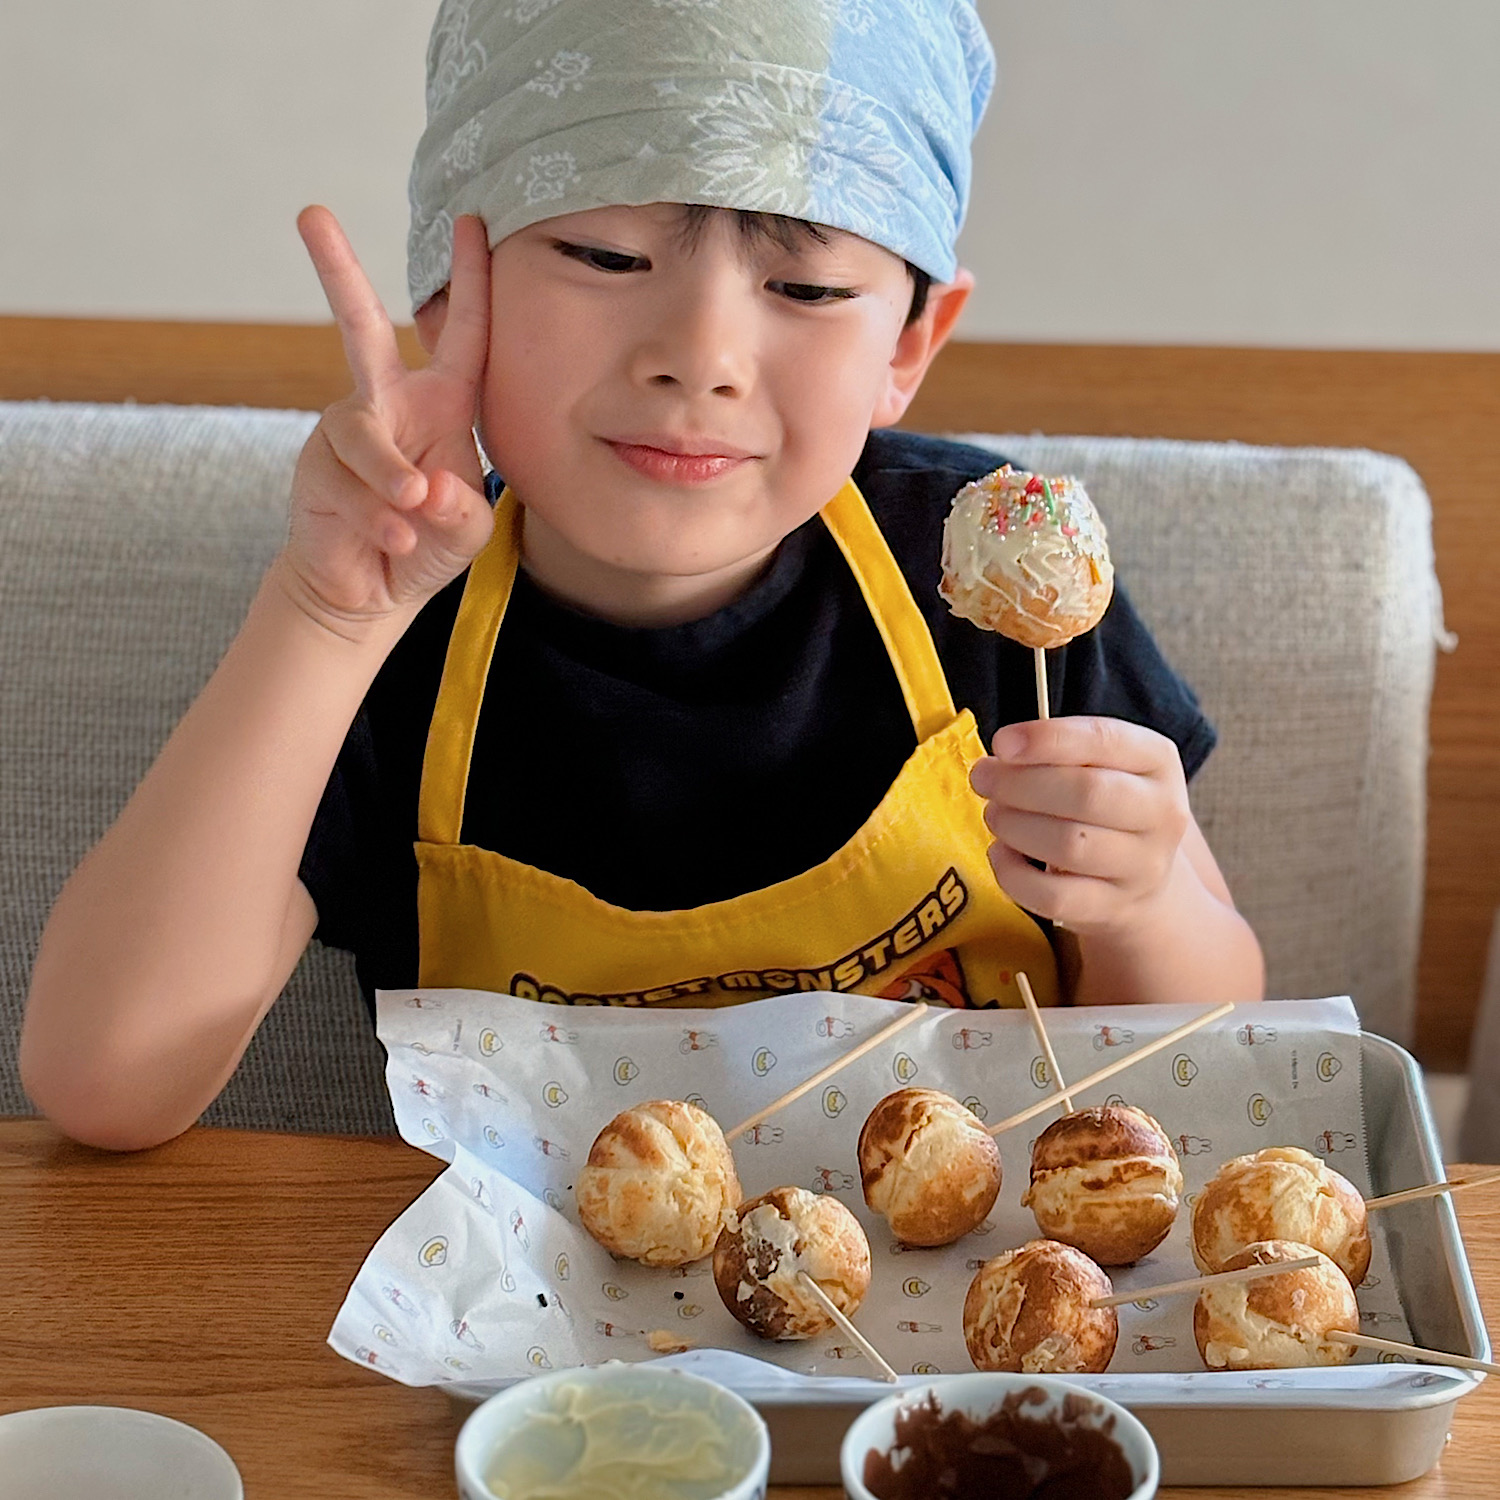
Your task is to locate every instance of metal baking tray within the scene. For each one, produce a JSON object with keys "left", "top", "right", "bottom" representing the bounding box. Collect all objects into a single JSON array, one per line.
[{"left": 737, "top": 1033, "right": 1488, "bottom": 1488}]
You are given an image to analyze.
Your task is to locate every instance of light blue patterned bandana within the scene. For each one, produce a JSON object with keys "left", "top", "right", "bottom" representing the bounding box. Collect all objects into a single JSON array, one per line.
[{"left": 406, "top": 0, "right": 995, "bottom": 311}]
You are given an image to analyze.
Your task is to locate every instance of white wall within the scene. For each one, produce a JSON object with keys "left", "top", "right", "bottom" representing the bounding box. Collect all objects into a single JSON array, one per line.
[{"left": 4, "top": 1, "right": 1497, "bottom": 349}]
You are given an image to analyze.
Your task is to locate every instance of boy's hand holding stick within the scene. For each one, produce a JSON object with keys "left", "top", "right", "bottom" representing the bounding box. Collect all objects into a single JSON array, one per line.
[{"left": 287, "top": 208, "right": 496, "bottom": 635}]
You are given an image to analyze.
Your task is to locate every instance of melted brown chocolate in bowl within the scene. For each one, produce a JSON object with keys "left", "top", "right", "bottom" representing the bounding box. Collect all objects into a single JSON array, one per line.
[{"left": 862, "top": 1387, "right": 1136, "bottom": 1500}]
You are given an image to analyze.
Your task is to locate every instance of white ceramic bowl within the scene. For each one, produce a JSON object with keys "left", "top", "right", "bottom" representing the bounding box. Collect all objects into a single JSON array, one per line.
[
  {"left": 840, "top": 1373, "right": 1159, "bottom": 1500},
  {"left": 0, "top": 1406, "right": 242, "bottom": 1500},
  {"left": 455, "top": 1363, "right": 771, "bottom": 1500}
]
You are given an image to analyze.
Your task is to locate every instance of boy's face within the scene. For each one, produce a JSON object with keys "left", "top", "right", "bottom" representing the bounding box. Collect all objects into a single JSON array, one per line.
[{"left": 460, "top": 203, "right": 963, "bottom": 624}]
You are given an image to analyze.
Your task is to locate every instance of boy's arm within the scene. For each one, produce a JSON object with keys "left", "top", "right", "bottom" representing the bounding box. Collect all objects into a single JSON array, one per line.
[
  {"left": 20, "top": 210, "right": 495, "bottom": 1150},
  {"left": 970, "top": 716, "right": 1265, "bottom": 1007},
  {"left": 21, "top": 576, "right": 397, "bottom": 1151}
]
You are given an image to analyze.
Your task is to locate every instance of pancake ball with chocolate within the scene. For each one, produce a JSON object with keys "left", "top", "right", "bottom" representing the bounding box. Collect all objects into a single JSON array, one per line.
[
  {"left": 1192, "top": 1146, "right": 1371, "bottom": 1286},
  {"left": 576, "top": 1100, "right": 741, "bottom": 1268},
  {"left": 858, "top": 1088, "right": 1002, "bottom": 1246},
  {"left": 1193, "top": 1239, "right": 1359, "bottom": 1370},
  {"left": 713, "top": 1186, "right": 872, "bottom": 1340},
  {"left": 1021, "top": 1105, "right": 1183, "bottom": 1265},
  {"left": 963, "top": 1238, "right": 1118, "bottom": 1374}
]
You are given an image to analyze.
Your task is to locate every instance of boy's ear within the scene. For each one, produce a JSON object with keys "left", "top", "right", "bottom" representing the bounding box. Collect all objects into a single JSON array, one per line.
[
  {"left": 413, "top": 288, "right": 449, "bottom": 356},
  {"left": 869, "top": 268, "right": 974, "bottom": 430}
]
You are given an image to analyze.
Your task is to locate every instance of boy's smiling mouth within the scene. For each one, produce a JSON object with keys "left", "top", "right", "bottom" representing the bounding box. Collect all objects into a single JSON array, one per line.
[{"left": 602, "top": 436, "right": 758, "bottom": 486}]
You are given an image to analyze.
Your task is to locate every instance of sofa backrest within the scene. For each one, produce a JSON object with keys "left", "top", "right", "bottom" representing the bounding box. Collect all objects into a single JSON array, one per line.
[{"left": 0, "top": 402, "right": 1445, "bottom": 1132}]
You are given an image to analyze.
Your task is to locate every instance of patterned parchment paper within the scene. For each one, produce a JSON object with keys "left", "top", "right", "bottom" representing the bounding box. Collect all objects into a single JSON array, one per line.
[{"left": 329, "top": 992, "right": 1427, "bottom": 1400}]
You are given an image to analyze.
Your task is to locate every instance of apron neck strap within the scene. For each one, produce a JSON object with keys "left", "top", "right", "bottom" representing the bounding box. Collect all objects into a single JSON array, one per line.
[
  {"left": 417, "top": 478, "right": 957, "bottom": 846},
  {"left": 820, "top": 478, "right": 957, "bottom": 742},
  {"left": 418, "top": 488, "right": 523, "bottom": 846}
]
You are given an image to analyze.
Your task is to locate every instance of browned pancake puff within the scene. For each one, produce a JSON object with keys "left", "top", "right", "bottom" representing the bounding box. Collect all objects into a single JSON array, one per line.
[
  {"left": 1193, "top": 1239, "right": 1359, "bottom": 1370},
  {"left": 713, "top": 1186, "right": 871, "bottom": 1340},
  {"left": 962, "top": 1239, "right": 1118, "bottom": 1374},
  {"left": 1191, "top": 1146, "right": 1371, "bottom": 1286},
  {"left": 575, "top": 1100, "right": 741, "bottom": 1268},
  {"left": 858, "top": 1088, "right": 1002, "bottom": 1247},
  {"left": 1021, "top": 1105, "right": 1183, "bottom": 1266}
]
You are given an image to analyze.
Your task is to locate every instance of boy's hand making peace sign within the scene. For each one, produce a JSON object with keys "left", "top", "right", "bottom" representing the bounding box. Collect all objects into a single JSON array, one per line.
[{"left": 279, "top": 208, "right": 495, "bottom": 639}]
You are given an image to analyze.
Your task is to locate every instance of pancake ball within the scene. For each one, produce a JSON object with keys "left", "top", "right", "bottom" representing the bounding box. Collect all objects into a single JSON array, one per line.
[
  {"left": 1192, "top": 1146, "right": 1371, "bottom": 1286},
  {"left": 858, "top": 1088, "right": 1003, "bottom": 1246},
  {"left": 713, "top": 1186, "right": 872, "bottom": 1340},
  {"left": 939, "top": 465, "right": 1114, "bottom": 649},
  {"left": 1020, "top": 1105, "right": 1184, "bottom": 1266},
  {"left": 963, "top": 1238, "right": 1118, "bottom": 1374},
  {"left": 1194, "top": 1239, "right": 1360, "bottom": 1370},
  {"left": 575, "top": 1100, "right": 741, "bottom": 1268}
]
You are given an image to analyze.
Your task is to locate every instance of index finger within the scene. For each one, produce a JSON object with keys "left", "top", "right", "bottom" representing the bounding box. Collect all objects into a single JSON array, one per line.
[
  {"left": 297, "top": 205, "right": 405, "bottom": 396},
  {"left": 990, "top": 716, "right": 1176, "bottom": 775},
  {"left": 427, "top": 214, "right": 491, "bottom": 386}
]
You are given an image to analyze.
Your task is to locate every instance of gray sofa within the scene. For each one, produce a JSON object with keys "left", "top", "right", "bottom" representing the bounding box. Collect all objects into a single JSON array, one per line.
[{"left": 0, "top": 401, "right": 1449, "bottom": 1135}]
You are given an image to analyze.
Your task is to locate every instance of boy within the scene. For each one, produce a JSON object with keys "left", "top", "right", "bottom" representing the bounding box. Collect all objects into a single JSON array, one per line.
[{"left": 21, "top": 0, "right": 1262, "bottom": 1151}]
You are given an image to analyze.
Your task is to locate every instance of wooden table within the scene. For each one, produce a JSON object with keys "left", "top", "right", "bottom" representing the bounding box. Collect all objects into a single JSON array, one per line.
[{"left": 2, "top": 1120, "right": 1495, "bottom": 1497}]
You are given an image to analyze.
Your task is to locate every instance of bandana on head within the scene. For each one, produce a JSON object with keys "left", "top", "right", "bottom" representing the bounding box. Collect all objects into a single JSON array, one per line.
[{"left": 406, "top": 0, "right": 995, "bottom": 311}]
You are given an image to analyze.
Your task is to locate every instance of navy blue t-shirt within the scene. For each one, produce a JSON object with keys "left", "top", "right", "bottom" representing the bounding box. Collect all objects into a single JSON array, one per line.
[{"left": 299, "top": 430, "right": 1215, "bottom": 1006}]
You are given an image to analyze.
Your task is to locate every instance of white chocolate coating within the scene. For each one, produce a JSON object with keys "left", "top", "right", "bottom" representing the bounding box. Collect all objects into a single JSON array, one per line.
[
  {"left": 939, "top": 465, "right": 1114, "bottom": 648},
  {"left": 713, "top": 1186, "right": 871, "bottom": 1341}
]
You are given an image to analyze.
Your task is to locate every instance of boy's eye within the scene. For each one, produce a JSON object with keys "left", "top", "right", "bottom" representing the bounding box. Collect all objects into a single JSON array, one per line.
[
  {"left": 770, "top": 281, "right": 858, "bottom": 305},
  {"left": 555, "top": 241, "right": 649, "bottom": 274}
]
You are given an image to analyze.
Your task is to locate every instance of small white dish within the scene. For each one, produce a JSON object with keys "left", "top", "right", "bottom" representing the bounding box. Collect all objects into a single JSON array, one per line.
[
  {"left": 0, "top": 1405, "right": 243, "bottom": 1500},
  {"left": 456, "top": 1363, "right": 770, "bottom": 1500},
  {"left": 841, "top": 1373, "right": 1159, "bottom": 1500}
]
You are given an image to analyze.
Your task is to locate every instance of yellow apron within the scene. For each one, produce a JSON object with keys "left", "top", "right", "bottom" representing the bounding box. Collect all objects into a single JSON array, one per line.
[{"left": 414, "top": 479, "right": 1059, "bottom": 1010}]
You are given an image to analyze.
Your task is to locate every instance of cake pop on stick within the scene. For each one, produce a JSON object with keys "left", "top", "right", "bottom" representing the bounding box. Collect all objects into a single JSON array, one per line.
[
  {"left": 1011, "top": 975, "right": 1182, "bottom": 1265},
  {"left": 1023, "top": 1104, "right": 1183, "bottom": 1266},
  {"left": 712, "top": 1186, "right": 871, "bottom": 1341},
  {"left": 985, "top": 1001, "right": 1235, "bottom": 1137},
  {"left": 1192, "top": 1240, "right": 1359, "bottom": 1371},
  {"left": 794, "top": 1272, "right": 899, "bottom": 1383},
  {"left": 1191, "top": 1146, "right": 1371, "bottom": 1286},
  {"left": 859, "top": 1087, "right": 1003, "bottom": 1246},
  {"left": 963, "top": 1239, "right": 1118, "bottom": 1374},
  {"left": 576, "top": 1099, "right": 742, "bottom": 1267},
  {"left": 939, "top": 466, "right": 1113, "bottom": 720}
]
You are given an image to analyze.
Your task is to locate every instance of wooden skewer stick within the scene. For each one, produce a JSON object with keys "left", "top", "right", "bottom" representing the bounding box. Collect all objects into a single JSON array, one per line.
[
  {"left": 1033, "top": 646, "right": 1051, "bottom": 721},
  {"left": 1326, "top": 1330, "right": 1500, "bottom": 1377},
  {"left": 1364, "top": 1169, "right": 1500, "bottom": 1212},
  {"left": 1088, "top": 1256, "right": 1320, "bottom": 1309},
  {"left": 986, "top": 1000, "right": 1236, "bottom": 1137},
  {"left": 727, "top": 1003, "right": 929, "bottom": 1139},
  {"left": 1017, "top": 971, "right": 1073, "bottom": 1114},
  {"left": 796, "top": 1272, "right": 899, "bottom": 1384}
]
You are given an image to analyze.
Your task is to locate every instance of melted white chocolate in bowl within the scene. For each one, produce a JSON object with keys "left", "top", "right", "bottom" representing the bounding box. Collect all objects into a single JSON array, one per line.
[{"left": 481, "top": 1376, "right": 757, "bottom": 1499}]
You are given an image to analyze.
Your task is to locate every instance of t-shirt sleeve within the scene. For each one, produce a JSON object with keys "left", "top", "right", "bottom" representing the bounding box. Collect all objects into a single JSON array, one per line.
[
  {"left": 296, "top": 577, "right": 464, "bottom": 991},
  {"left": 1053, "top": 581, "right": 1217, "bottom": 781}
]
